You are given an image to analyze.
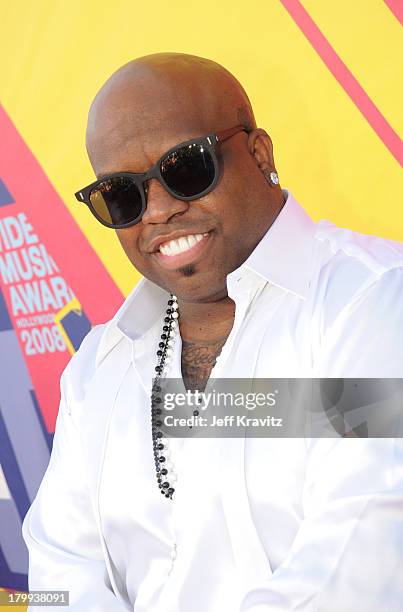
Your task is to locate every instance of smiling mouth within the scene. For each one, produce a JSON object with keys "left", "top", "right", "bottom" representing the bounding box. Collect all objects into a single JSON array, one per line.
[
  {"left": 158, "top": 233, "right": 209, "bottom": 256},
  {"left": 154, "top": 232, "right": 211, "bottom": 270}
]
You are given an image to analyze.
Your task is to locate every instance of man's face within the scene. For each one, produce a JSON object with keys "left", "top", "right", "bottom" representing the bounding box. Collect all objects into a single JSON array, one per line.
[{"left": 91, "top": 125, "right": 276, "bottom": 304}]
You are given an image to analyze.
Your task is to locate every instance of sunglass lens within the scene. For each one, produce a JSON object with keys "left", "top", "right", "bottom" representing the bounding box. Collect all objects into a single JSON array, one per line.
[
  {"left": 160, "top": 143, "right": 215, "bottom": 198},
  {"left": 89, "top": 177, "right": 143, "bottom": 226}
]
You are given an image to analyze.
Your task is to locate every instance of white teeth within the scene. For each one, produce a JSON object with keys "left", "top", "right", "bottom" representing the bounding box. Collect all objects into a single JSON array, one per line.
[
  {"left": 187, "top": 235, "right": 197, "bottom": 248},
  {"left": 178, "top": 237, "right": 188, "bottom": 251},
  {"left": 159, "top": 233, "right": 207, "bottom": 256}
]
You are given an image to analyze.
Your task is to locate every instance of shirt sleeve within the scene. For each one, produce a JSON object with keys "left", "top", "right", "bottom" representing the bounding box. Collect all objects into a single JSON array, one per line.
[
  {"left": 240, "top": 437, "right": 403, "bottom": 612},
  {"left": 21, "top": 365, "right": 131, "bottom": 612},
  {"left": 316, "top": 266, "right": 403, "bottom": 377},
  {"left": 240, "top": 267, "right": 403, "bottom": 611}
]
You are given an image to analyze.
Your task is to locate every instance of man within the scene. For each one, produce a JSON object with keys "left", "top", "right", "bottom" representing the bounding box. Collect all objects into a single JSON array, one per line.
[{"left": 23, "top": 53, "right": 403, "bottom": 611}]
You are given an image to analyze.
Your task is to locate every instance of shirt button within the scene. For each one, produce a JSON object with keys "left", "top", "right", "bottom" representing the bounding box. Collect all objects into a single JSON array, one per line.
[{"left": 170, "top": 544, "right": 177, "bottom": 561}]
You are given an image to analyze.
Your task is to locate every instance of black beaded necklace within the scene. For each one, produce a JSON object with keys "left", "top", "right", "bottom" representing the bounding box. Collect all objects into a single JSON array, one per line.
[{"left": 151, "top": 294, "right": 179, "bottom": 500}]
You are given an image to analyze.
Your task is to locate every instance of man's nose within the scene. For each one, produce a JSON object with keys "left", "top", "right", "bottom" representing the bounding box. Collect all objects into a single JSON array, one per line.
[{"left": 141, "top": 178, "right": 189, "bottom": 224}]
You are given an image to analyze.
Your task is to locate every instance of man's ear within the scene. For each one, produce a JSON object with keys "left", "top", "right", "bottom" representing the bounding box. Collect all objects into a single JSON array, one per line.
[{"left": 247, "top": 128, "right": 276, "bottom": 174}]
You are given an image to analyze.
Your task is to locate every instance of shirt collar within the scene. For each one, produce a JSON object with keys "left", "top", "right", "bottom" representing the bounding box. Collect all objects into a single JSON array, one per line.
[
  {"left": 227, "top": 188, "right": 316, "bottom": 299},
  {"left": 95, "top": 189, "right": 316, "bottom": 368}
]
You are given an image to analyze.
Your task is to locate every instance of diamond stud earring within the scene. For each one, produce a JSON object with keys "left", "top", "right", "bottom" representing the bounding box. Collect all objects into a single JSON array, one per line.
[{"left": 269, "top": 171, "right": 279, "bottom": 185}]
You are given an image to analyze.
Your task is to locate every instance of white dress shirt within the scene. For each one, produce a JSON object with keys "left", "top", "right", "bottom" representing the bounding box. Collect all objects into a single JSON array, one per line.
[{"left": 22, "top": 190, "right": 403, "bottom": 611}]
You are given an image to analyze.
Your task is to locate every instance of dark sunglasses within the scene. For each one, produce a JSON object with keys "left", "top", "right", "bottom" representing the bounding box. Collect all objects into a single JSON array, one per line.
[{"left": 75, "top": 125, "right": 247, "bottom": 229}]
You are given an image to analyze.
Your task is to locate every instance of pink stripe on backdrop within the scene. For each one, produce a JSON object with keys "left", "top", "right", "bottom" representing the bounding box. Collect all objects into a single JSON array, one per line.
[
  {"left": 383, "top": 0, "right": 403, "bottom": 25},
  {"left": 0, "top": 105, "right": 124, "bottom": 431},
  {"left": 279, "top": 0, "right": 403, "bottom": 166}
]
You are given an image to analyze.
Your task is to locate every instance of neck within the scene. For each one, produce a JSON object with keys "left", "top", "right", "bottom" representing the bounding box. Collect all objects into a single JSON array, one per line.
[{"left": 178, "top": 294, "right": 235, "bottom": 343}]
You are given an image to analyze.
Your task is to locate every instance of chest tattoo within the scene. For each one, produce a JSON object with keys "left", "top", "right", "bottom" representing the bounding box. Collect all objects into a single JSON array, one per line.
[{"left": 181, "top": 337, "right": 227, "bottom": 392}]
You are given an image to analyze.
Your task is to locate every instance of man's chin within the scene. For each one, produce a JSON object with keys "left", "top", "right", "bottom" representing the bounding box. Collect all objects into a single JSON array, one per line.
[
  {"left": 176, "top": 263, "right": 196, "bottom": 278},
  {"left": 165, "top": 271, "right": 228, "bottom": 304}
]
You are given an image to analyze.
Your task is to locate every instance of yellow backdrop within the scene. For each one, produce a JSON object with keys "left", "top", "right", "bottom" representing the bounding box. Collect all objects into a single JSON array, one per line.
[
  {"left": 1, "top": 1, "right": 402, "bottom": 605},
  {"left": 2, "top": 0, "right": 402, "bottom": 297}
]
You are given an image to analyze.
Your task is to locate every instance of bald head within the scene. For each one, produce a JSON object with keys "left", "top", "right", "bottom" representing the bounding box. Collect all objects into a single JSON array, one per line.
[
  {"left": 81, "top": 52, "right": 283, "bottom": 303},
  {"left": 86, "top": 52, "right": 256, "bottom": 172}
]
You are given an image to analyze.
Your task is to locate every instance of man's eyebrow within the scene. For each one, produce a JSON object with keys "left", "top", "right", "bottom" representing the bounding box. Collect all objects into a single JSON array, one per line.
[
  {"left": 96, "top": 171, "right": 124, "bottom": 180},
  {"left": 96, "top": 169, "right": 147, "bottom": 180}
]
